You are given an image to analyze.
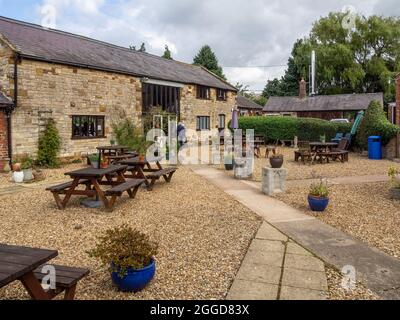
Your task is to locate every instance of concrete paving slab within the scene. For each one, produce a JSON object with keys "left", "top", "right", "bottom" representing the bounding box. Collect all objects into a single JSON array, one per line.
[
  {"left": 244, "top": 246, "right": 285, "bottom": 268},
  {"left": 280, "top": 286, "right": 327, "bottom": 300},
  {"left": 226, "top": 280, "right": 279, "bottom": 300},
  {"left": 275, "top": 219, "right": 400, "bottom": 299},
  {"left": 249, "top": 239, "right": 285, "bottom": 253},
  {"left": 284, "top": 253, "right": 326, "bottom": 272},
  {"left": 286, "top": 242, "right": 313, "bottom": 256},
  {"left": 236, "top": 262, "right": 282, "bottom": 285},
  {"left": 256, "top": 222, "right": 288, "bottom": 242},
  {"left": 282, "top": 268, "right": 328, "bottom": 292}
]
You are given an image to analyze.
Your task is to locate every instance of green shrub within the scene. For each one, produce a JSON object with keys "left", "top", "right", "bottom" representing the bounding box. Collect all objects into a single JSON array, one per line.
[
  {"left": 356, "top": 101, "right": 399, "bottom": 150},
  {"left": 238, "top": 116, "right": 352, "bottom": 142},
  {"left": 37, "top": 120, "right": 61, "bottom": 168}
]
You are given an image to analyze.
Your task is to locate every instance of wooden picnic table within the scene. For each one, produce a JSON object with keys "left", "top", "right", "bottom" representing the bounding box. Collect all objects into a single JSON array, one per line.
[
  {"left": 310, "top": 142, "right": 338, "bottom": 152},
  {"left": 119, "top": 157, "right": 177, "bottom": 191},
  {"left": 59, "top": 165, "right": 128, "bottom": 210},
  {"left": 97, "top": 145, "right": 129, "bottom": 156}
]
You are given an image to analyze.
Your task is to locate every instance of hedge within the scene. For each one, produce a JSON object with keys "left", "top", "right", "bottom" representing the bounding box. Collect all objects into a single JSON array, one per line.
[
  {"left": 238, "top": 116, "right": 352, "bottom": 142},
  {"left": 355, "top": 101, "right": 399, "bottom": 150}
]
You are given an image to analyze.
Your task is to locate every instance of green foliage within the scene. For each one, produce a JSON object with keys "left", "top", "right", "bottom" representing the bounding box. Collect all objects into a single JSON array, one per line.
[
  {"left": 88, "top": 154, "right": 99, "bottom": 164},
  {"left": 162, "top": 45, "right": 173, "bottom": 60},
  {"left": 111, "top": 118, "right": 151, "bottom": 155},
  {"left": 309, "top": 180, "right": 329, "bottom": 198},
  {"left": 263, "top": 14, "right": 400, "bottom": 103},
  {"left": 356, "top": 101, "right": 399, "bottom": 149},
  {"left": 88, "top": 225, "right": 158, "bottom": 278},
  {"left": 130, "top": 42, "right": 146, "bottom": 52},
  {"left": 238, "top": 116, "right": 352, "bottom": 142},
  {"left": 193, "top": 45, "right": 226, "bottom": 80},
  {"left": 13, "top": 154, "right": 34, "bottom": 170},
  {"left": 388, "top": 166, "right": 400, "bottom": 189},
  {"left": 37, "top": 120, "right": 61, "bottom": 168}
]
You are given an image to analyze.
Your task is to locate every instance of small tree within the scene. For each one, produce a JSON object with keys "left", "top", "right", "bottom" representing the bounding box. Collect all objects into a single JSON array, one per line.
[
  {"left": 37, "top": 119, "right": 61, "bottom": 168},
  {"left": 162, "top": 45, "right": 173, "bottom": 60},
  {"left": 193, "top": 45, "right": 226, "bottom": 80},
  {"left": 356, "top": 101, "right": 399, "bottom": 150}
]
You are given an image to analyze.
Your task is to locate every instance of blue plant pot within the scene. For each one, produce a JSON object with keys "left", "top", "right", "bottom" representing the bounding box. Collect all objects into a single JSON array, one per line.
[
  {"left": 308, "top": 195, "right": 329, "bottom": 212},
  {"left": 111, "top": 259, "right": 156, "bottom": 293}
]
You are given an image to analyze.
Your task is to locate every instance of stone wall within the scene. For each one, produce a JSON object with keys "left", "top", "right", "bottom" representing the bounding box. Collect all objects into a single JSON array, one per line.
[
  {"left": 0, "top": 111, "right": 8, "bottom": 170},
  {"left": 12, "top": 59, "right": 142, "bottom": 158},
  {"left": 396, "top": 76, "right": 400, "bottom": 126}
]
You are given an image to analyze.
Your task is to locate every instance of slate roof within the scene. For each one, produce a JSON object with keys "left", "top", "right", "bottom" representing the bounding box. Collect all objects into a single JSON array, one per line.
[
  {"left": 237, "top": 95, "right": 263, "bottom": 110},
  {"left": 0, "top": 92, "right": 13, "bottom": 106},
  {"left": 0, "top": 16, "right": 236, "bottom": 91},
  {"left": 264, "top": 93, "right": 384, "bottom": 112}
]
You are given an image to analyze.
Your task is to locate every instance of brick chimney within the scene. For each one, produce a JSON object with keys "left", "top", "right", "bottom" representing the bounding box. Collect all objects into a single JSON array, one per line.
[
  {"left": 299, "top": 78, "right": 307, "bottom": 99},
  {"left": 396, "top": 75, "right": 400, "bottom": 125}
]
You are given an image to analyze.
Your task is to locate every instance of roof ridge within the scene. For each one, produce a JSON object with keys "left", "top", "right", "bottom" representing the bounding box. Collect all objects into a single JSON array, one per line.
[{"left": 0, "top": 15, "right": 226, "bottom": 78}]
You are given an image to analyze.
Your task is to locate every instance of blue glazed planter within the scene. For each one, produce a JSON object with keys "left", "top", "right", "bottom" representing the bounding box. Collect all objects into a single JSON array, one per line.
[
  {"left": 308, "top": 195, "right": 329, "bottom": 212},
  {"left": 111, "top": 259, "right": 156, "bottom": 293}
]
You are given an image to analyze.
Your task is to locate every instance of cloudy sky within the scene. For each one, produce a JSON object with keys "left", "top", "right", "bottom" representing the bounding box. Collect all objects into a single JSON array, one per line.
[{"left": 0, "top": 0, "right": 398, "bottom": 92}]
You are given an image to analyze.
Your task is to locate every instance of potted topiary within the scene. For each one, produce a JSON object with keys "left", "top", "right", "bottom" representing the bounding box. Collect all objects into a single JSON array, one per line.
[
  {"left": 308, "top": 180, "right": 329, "bottom": 212},
  {"left": 88, "top": 154, "right": 100, "bottom": 169},
  {"left": 88, "top": 225, "right": 158, "bottom": 293},
  {"left": 270, "top": 153, "right": 284, "bottom": 169},
  {"left": 224, "top": 154, "right": 234, "bottom": 171},
  {"left": 388, "top": 166, "right": 400, "bottom": 200}
]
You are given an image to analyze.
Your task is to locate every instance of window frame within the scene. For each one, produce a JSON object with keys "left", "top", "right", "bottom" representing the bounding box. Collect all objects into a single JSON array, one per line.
[
  {"left": 196, "top": 116, "right": 211, "bottom": 131},
  {"left": 71, "top": 115, "right": 106, "bottom": 140},
  {"left": 216, "top": 89, "right": 228, "bottom": 102},
  {"left": 218, "top": 114, "right": 226, "bottom": 129},
  {"left": 196, "top": 85, "right": 211, "bottom": 100}
]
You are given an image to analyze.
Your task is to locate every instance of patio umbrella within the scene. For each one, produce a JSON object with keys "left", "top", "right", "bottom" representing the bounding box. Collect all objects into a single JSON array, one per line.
[
  {"left": 231, "top": 109, "right": 239, "bottom": 130},
  {"left": 351, "top": 111, "right": 365, "bottom": 135}
]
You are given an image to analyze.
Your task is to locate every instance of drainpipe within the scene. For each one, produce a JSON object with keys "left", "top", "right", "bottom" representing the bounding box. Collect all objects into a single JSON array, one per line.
[{"left": 7, "top": 53, "right": 20, "bottom": 164}]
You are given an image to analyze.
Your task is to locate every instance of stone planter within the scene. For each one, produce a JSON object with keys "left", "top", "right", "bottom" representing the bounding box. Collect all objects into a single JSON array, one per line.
[
  {"left": 23, "top": 168, "right": 34, "bottom": 181},
  {"left": 389, "top": 188, "right": 400, "bottom": 200},
  {"left": 13, "top": 171, "right": 24, "bottom": 183}
]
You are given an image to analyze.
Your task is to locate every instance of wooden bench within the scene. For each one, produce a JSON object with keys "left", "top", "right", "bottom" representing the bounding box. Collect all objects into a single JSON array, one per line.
[
  {"left": 316, "top": 151, "right": 349, "bottom": 163},
  {"left": 46, "top": 180, "right": 94, "bottom": 209},
  {"left": 145, "top": 167, "right": 177, "bottom": 191},
  {"left": 33, "top": 264, "right": 89, "bottom": 300},
  {"left": 104, "top": 179, "right": 145, "bottom": 210}
]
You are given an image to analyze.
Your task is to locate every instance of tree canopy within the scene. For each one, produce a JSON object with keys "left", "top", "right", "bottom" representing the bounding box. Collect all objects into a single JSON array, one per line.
[
  {"left": 262, "top": 13, "right": 400, "bottom": 104},
  {"left": 162, "top": 45, "right": 173, "bottom": 60},
  {"left": 193, "top": 45, "right": 226, "bottom": 80}
]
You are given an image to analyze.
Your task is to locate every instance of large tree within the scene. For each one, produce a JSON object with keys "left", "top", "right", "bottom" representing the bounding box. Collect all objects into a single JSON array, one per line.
[
  {"left": 263, "top": 13, "right": 400, "bottom": 104},
  {"left": 193, "top": 45, "right": 226, "bottom": 80}
]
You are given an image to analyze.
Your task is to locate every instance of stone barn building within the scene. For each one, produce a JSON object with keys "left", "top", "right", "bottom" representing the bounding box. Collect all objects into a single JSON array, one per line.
[
  {"left": 237, "top": 95, "right": 264, "bottom": 116},
  {"left": 0, "top": 16, "right": 237, "bottom": 170},
  {"left": 264, "top": 79, "right": 383, "bottom": 121}
]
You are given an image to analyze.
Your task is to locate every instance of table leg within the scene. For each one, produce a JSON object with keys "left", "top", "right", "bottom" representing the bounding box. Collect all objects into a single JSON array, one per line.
[
  {"left": 20, "top": 272, "right": 51, "bottom": 300},
  {"left": 61, "top": 177, "right": 81, "bottom": 209},
  {"left": 90, "top": 178, "right": 110, "bottom": 209}
]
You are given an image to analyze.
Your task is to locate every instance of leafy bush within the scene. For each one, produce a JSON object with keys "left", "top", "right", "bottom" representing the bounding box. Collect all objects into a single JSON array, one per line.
[
  {"left": 356, "top": 101, "right": 399, "bottom": 150},
  {"left": 309, "top": 180, "right": 329, "bottom": 198},
  {"left": 111, "top": 118, "right": 150, "bottom": 155},
  {"left": 388, "top": 166, "right": 400, "bottom": 189},
  {"left": 238, "top": 116, "right": 352, "bottom": 142},
  {"left": 88, "top": 225, "right": 158, "bottom": 278},
  {"left": 37, "top": 120, "right": 61, "bottom": 168}
]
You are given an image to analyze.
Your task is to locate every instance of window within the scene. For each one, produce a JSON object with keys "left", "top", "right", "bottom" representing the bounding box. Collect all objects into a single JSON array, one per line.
[
  {"left": 142, "top": 83, "right": 180, "bottom": 115},
  {"left": 216, "top": 89, "right": 227, "bottom": 101},
  {"left": 197, "top": 85, "right": 211, "bottom": 100},
  {"left": 218, "top": 114, "right": 226, "bottom": 129},
  {"left": 72, "top": 115, "right": 105, "bottom": 139},
  {"left": 196, "top": 116, "right": 210, "bottom": 131}
]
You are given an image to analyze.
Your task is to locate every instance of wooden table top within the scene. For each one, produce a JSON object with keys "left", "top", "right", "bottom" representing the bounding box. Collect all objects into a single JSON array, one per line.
[
  {"left": 310, "top": 142, "right": 338, "bottom": 147},
  {"left": 0, "top": 244, "right": 58, "bottom": 288},
  {"left": 65, "top": 165, "right": 128, "bottom": 178},
  {"left": 97, "top": 145, "right": 129, "bottom": 151}
]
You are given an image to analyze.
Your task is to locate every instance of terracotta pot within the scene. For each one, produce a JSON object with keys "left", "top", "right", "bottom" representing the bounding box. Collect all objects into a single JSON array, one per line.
[
  {"left": 139, "top": 155, "right": 146, "bottom": 162},
  {"left": 12, "top": 163, "right": 22, "bottom": 172},
  {"left": 270, "top": 156, "right": 284, "bottom": 169}
]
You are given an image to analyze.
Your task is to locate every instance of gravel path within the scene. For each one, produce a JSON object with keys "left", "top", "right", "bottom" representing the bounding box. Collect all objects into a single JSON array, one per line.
[
  {"left": 0, "top": 165, "right": 261, "bottom": 300},
  {"left": 275, "top": 182, "right": 400, "bottom": 259}
]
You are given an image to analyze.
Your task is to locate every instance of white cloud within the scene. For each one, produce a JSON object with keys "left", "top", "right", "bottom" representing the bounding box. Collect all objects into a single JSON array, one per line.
[{"left": 35, "top": 0, "right": 397, "bottom": 92}]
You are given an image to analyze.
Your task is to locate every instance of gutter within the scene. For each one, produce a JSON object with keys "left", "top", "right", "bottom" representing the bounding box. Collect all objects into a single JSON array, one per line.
[{"left": 7, "top": 53, "right": 19, "bottom": 164}]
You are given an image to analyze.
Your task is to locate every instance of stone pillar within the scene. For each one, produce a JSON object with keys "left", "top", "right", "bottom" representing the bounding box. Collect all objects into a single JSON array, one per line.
[
  {"left": 0, "top": 111, "right": 9, "bottom": 171},
  {"left": 262, "top": 167, "right": 287, "bottom": 196},
  {"left": 234, "top": 156, "right": 254, "bottom": 180}
]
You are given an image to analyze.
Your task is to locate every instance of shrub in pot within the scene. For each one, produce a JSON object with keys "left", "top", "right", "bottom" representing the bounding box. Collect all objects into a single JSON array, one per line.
[
  {"left": 21, "top": 155, "right": 34, "bottom": 182},
  {"left": 270, "top": 154, "right": 284, "bottom": 169},
  {"left": 88, "top": 154, "right": 100, "bottom": 169},
  {"left": 88, "top": 225, "right": 158, "bottom": 293},
  {"left": 388, "top": 166, "right": 400, "bottom": 200},
  {"left": 308, "top": 180, "right": 329, "bottom": 212}
]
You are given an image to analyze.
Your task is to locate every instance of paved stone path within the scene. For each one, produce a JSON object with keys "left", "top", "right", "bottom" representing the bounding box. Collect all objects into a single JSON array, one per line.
[
  {"left": 192, "top": 166, "right": 400, "bottom": 300},
  {"left": 286, "top": 174, "right": 389, "bottom": 188},
  {"left": 227, "top": 222, "right": 327, "bottom": 300}
]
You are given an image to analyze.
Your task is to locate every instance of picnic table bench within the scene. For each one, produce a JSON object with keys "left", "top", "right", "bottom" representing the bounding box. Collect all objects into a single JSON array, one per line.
[
  {"left": 120, "top": 157, "right": 178, "bottom": 191},
  {"left": 46, "top": 165, "right": 144, "bottom": 211},
  {"left": 0, "top": 244, "right": 89, "bottom": 300}
]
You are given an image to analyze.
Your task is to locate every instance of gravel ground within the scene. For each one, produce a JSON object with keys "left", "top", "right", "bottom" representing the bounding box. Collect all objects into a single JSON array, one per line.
[
  {"left": 275, "top": 182, "right": 400, "bottom": 259},
  {"left": 216, "top": 147, "right": 395, "bottom": 182},
  {"left": 325, "top": 266, "right": 379, "bottom": 300},
  {"left": 0, "top": 165, "right": 261, "bottom": 300}
]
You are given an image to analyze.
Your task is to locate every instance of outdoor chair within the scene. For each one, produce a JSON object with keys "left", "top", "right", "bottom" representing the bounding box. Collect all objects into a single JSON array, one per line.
[
  {"left": 294, "top": 141, "right": 314, "bottom": 164},
  {"left": 331, "top": 133, "right": 344, "bottom": 144}
]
